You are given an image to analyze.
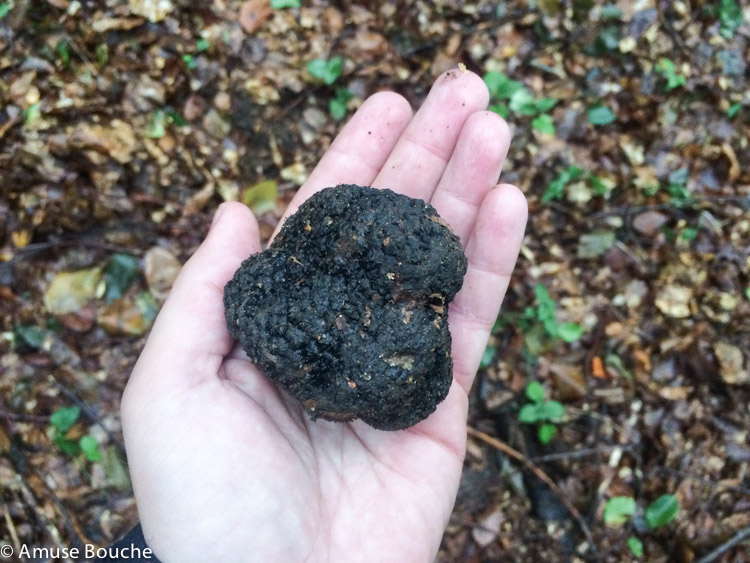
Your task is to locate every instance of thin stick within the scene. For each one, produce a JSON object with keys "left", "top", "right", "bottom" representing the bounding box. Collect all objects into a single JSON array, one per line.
[
  {"left": 467, "top": 427, "right": 600, "bottom": 560},
  {"left": 531, "top": 444, "right": 633, "bottom": 463},
  {"left": 696, "top": 525, "right": 750, "bottom": 563},
  {"left": 3, "top": 503, "right": 20, "bottom": 553}
]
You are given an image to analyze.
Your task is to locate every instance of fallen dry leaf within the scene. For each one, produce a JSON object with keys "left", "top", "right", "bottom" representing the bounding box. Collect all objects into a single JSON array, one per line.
[
  {"left": 714, "top": 342, "right": 747, "bottom": 385},
  {"left": 655, "top": 285, "right": 693, "bottom": 318},
  {"left": 44, "top": 267, "right": 104, "bottom": 315},
  {"left": 129, "top": 0, "right": 173, "bottom": 22},
  {"left": 239, "top": 0, "right": 272, "bottom": 35}
]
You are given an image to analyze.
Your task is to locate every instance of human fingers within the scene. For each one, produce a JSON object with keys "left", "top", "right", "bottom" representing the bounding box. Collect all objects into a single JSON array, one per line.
[
  {"left": 130, "top": 202, "right": 261, "bottom": 388},
  {"left": 429, "top": 111, "right": 511, "bottom": 245},
  {"left": 272, "top": 91, "right": 413, "bottom": 236},
  {"left": 371, "top": 68, "right": 490, "bottom": 202},
  {"left": 448, "top": 184, "right": 528, "bottom": 394}
]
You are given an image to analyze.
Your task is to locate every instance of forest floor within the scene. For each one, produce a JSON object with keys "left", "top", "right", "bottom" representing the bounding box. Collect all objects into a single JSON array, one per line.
[{"left": 1, "top": 1, "right": 749, "bottom": 561}]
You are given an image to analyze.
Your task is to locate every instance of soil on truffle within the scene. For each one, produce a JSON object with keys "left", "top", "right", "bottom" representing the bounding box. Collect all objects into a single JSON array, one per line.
[{"left": 224, "top": 184, "right": 467, "bottom": 430}]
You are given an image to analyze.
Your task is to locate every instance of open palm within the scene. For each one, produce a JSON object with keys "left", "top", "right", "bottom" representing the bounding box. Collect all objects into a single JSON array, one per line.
[{"left": 121, "top": 69, "right": 527, "bottom": 562}]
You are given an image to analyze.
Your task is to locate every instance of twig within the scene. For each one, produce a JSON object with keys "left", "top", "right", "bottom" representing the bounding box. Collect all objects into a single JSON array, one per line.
[
  {"left": 467, "top": 427, "right": 600, "bottom": 560},
  {"left": 3, "top": 503, "right": 20, "bottom": 553},
  {"left": 696, "top": 525, "right": 750, "bottom": 563},
  {"left": 531, "top": 444, "right": 633, "bottom": 463}
]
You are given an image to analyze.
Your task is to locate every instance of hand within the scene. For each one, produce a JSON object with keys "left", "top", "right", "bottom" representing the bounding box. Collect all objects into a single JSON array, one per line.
[{"left": 121, "top": 69, "right": 527, "bottom": 562}]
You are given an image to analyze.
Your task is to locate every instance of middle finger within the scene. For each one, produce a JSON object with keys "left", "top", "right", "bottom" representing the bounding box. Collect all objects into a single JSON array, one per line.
[{"left": 371, "top": 68, "right": 490, "bottom": 202}]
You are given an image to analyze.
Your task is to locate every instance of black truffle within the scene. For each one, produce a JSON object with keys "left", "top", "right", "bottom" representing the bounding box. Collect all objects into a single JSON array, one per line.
[{"left": 224, "top": 184, "right": 467, "bottom": 430}]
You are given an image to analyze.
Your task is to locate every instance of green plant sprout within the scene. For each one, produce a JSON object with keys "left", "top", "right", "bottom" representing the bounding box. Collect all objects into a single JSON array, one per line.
[
  {"left": 271, "top": 0, "right": 301, "bottom": 8},
  {"left": 588, "top": 105, "right": 617, "bottom": 125},
  {"left": 518, "top": 381, "right": 565, "bottom": 444},
  {"left": 655, "top": 58, "right": 686, "bottom": 91},
  {"left": 483, "top": 71, "right": 558, "bottom": 134},
  {"left": 329, "top": 88, "right": 354, "bottom": 121},
  {"left": 542, "top": 165, "right": 609, "bottom": 202},
  {"left": 603, "top": 494, "right": 679, "bottom": 558},
  {"left": 533, "top": 285, "right": 583, "bottom": 343},
  {"left": 49, "top": 406, "right": 102, "bottom": 462},
  {"left": 718, "top": 0, "right": 742, "bottom": 39},
  {"left": 307, "top": 57, "right": 343, "bottom": 85}
]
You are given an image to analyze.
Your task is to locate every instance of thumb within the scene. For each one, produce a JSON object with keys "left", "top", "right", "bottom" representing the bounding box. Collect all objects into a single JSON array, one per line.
[{"left": 132, "top": 202, "right": 261, "bottom": 388}]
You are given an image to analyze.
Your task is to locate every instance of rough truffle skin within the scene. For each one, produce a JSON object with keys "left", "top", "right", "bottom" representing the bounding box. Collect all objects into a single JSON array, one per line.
[{"left": 224, "top": 184, "right": 467, "bottom": 431}]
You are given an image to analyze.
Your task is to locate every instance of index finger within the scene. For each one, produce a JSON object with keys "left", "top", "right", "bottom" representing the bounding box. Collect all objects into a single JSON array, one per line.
[{"left": 272, "top": 92, "right": 413, "bottom": 238}]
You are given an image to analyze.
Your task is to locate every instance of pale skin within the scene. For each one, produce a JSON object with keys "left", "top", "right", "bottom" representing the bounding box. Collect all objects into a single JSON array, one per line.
[{"left": 120, "top": 69, "right": 528, "bottom": 562}]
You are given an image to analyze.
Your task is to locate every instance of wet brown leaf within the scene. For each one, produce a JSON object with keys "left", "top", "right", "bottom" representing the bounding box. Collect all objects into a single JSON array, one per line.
[{"left": 239, "top": 0, "right": 271, "bottom": 35}]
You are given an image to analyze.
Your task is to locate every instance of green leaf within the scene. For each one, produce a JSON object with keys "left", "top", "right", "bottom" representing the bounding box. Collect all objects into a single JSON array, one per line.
[
  {"left": 24, "top": 102, "right": 41, "bottom": 124},
  {"left": 483, "top": 71, "right": 523, "bottom": 100},
  {"left": 600, "top": 5, "right": 623, "bottom": 20},
  {"left": 79, "top": 435, "right": 102, "bottom": 462},
  {"left": 55, "top": 435, "right": 80, "bottom": 455},
  {"left": 518, "top": 404, "right": 541, "bottom": 424},
  {"left": 0, "top": 3, "right": 10, "bottom": 18},
  {"left": 480, "top": 345, "right": 496, "bottom": 370},
  {"left": 96, "top": 44, "right": 109, "bottom": 66},
  {"left": 589, "top": 174, "right": 609, "bottom": 195},
  {"left": 271, "top": 0, "right": 301, "bottom": 7},
  {"left": 538, "top": 423, "right": 556, "bottom": 444},
  {"left": 329, "top": 99, "right": 347, "bottom": 121},
  {"left": 534, "top": 284, "right": 558, "bottom": 336},
  {"left": 56, "top": 40, "right": 71, "bottom": 66},
  {"left": 728, "top": 102, "right": 741, "bottom": 119},
  {"left": 558, "top": 322, "right": 584, "bottom": 343},
  {"left": 532, "top": 114, "right": 555, "bottom": 135},
  {"left": 50, "top": 406, "right": 81, "bottom": 433},
  {"left": 646, "top": 494, "right": 679, "bottom": 529},
  {"left": 14, "top": 324, "right": 46, "bottom": 349},
  {"left": 656, "top": 59, "right": 686, "bottom": 91},
  {"left": 525, "top": 381, "right": 545, "bottom": 404},
  {"left": 166, "top": 110, "right": 188, "bottom": 127},
  {"left": 719, "top": 0, "right": 742, "bottom": 39},
  {"left": 182, "top": 53, "right": 196, "bottom": 69},
  {"left": 196, "top": 38, "right": 210, "bottom": 51},
  {"left": 667, "top": 182, "right": 691, "bottom": 202},
  {"left": 540, "top": 400, "right": 565, "bottom": 420},
  {"left": 604, "top": 496, "right": 636, "bottom": 525},
  {"left": 680, "top": 227, "right": 698, "bottom": 241},
  {"left": 534, "top": 98, "right": 559, "bottom": 113},
  {"left": 509, "top": 88, "right": 537, "bottom": 116},
  {"left": 627, "top": 537, "right": 644, "bottom": 557},
  {"left": 329, "top": 88, "right": 354, "bottom": 121},
  {"left": 242, "top": 180, "right": 279, "bottom": 215},
  {"left": 146, "top": 110, "right": 167, "bottom": 138},
  {"left": 307, "top": 57, "right": 343, "bottom": 85},
  {"left": 103, "top": 254, "right": 139, "bottom": 302},
  {"left": 542, "top": 165, "right": 583, "bottom": 202},
  {"left": 588, "top": 105, "right": 616, "bottom": 125},
  {"left": 488, "top": 104, "right": 509, "bottom": 119}
]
